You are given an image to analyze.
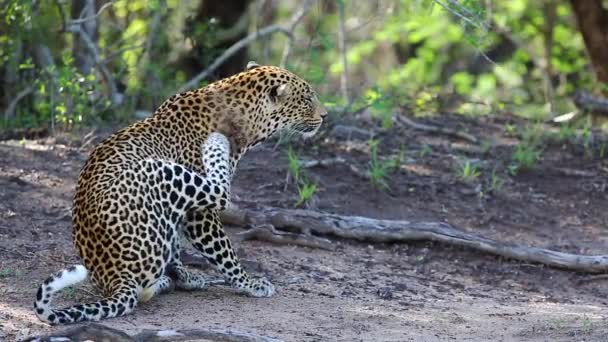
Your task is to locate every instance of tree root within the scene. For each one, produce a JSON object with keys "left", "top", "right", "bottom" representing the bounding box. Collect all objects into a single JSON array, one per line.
[
  {"left": 27, "top": 323, "right": 283, "bottom": 342},
  {"left": 221, "top": 204, "right": 608, "bottom": 273},
  {"left": 237, "top": 224, "right": 335, "bottom": 250}
]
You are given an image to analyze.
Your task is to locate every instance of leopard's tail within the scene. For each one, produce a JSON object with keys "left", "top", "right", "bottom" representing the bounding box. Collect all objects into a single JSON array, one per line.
[
  {"left": 34, "top": 265, "right": 88, "bottom": 324},
  {"left": 34, "top": 265, "right": 139, "bottom": 325}
]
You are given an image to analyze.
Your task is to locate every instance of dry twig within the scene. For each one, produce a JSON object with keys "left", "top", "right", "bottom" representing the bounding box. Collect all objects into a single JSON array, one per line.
[{"left": 395, "top": 115, "right": 478, "bottom": 143}]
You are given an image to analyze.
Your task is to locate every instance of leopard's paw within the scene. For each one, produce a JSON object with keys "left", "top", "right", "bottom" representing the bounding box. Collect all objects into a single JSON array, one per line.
[{"left": 243, "top": 277, "right": 275, "bottom": 298}]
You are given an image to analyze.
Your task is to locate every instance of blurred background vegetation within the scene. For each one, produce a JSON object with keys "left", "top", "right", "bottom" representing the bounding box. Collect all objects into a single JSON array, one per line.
[{"left": 1, "top": 0, "right": 607, "bottom": 133}]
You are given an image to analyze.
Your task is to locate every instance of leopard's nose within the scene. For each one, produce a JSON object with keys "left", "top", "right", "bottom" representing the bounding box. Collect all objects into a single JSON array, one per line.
[{"left": 320, "top": 110, "right": 328, "bottom": 119}]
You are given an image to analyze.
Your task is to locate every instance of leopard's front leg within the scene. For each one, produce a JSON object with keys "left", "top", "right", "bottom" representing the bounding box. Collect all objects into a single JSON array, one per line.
[{"left": 183, "top": 209, "right": 275, "bottom": 297}]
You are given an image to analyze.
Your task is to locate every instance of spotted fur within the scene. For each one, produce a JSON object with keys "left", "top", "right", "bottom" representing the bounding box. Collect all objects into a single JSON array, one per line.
[{"left": 34, "top": 63, "right": 326, "bottom": 325}]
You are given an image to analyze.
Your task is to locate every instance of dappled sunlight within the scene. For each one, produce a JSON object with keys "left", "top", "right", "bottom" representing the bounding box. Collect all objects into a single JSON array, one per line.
[
  {"left": 0, "top": 301, "right": 50, "bottom": 339},
  {"left": 0, "top": 140, "right": 59, "bottom": 152},
  {"left": 400, "top": 163, "right": 435, "bottom": 176},
  {"left": 2, "top": 0, "right": 608, "bottom": 340}
]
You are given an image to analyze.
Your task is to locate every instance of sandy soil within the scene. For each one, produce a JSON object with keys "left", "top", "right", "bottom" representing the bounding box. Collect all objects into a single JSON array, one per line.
[{"left": 1, "top": 114, "right": 607, "bottom": 341}]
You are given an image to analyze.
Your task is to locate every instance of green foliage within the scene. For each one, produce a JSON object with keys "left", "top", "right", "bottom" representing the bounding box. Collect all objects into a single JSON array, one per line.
[
  {"left": 0, "top": 0, "right": 603, "bottom": 143},
  {"left": 456, "top": 159, "right": 481, "bottom": 183},
  {"left": 342, "top": 0, "right": 593, "bottom": 120},
  {"left": 360, "top": 87, "right": 397, "bottom": 129}
]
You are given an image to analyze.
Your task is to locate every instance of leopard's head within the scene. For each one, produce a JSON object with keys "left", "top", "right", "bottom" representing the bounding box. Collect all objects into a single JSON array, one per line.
[{"left": 215, "top": 62, "right": 327, "bottom": 150}]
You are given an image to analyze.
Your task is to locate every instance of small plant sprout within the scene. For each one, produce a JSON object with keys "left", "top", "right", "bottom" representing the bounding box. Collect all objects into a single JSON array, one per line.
[
  {"left": 599, "top": 142, "right": 607, "bottom": 159},
  {"left": 581, "top": 128, "right": 594, "bottom": 159},
  {"left": 0, "top": 267, "right": 17, "bottom": 278},
  {"left": 512, "top": 143, "right": 542, "bottom": 172},
  {"left": 295, "top": 182, "right": 318, "bottom": 207},
  {"left": 557, "top": 123, "right": 576, "bottom": 142},
  {"left": 286, "top": 145, "right": 318, "bottom": 207},
  {"left": 480, "top": 140, "right": 493, "bottom": 154},
  {"left": 419, "top": 144, "right": 433, "bottom": 158},
  {"left": 504, "top": 124, "right": 517, "bottom": 137},
  {"left": 287, "top": 145, "right": 301, "bottom": 181},
  {"left": 488, "top": 170, "right": 504, "bottom": 193},
  {"left": 580, "top": 315, "right": 593, "bottom": 335},
  {"left": 63, "top": 286, "right": 76, "bottom": 299},
  {"left": 367, "top": 139, "right": 399, "bottom": 189},
  {"left": 456, "top": 159, "right": 481, "bottom": 182}
]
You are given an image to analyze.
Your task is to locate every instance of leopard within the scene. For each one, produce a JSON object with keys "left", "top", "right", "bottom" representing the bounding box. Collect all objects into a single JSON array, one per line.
[{"left": 34, "top": 61, "right": 327, "bottom": 325}]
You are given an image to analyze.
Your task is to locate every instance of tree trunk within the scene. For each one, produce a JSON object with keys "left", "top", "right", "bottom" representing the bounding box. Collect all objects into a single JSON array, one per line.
[
  {"left": 71, "top": 0, "right": 100, "bottom": 75},
  {"left": 570, "top": 0, "right": 608, "bottom": 90}
]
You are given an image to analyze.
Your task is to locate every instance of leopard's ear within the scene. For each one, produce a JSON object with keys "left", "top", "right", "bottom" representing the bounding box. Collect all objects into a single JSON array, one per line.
[
  {"left": 246, "top": 61, "right": 261, "bottom": 70},
  {"left": 269, "top": 83, "right": 289, "bottom": 102}
]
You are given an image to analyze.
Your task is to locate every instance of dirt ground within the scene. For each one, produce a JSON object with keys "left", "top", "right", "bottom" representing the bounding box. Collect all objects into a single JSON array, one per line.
[{"left": 1, "top": 114, "right": 607, "bottom": 341}]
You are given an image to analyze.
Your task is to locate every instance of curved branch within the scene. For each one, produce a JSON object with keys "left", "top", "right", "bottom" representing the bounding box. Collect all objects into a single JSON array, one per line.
[
  {"left": 3, "top": 85, "right": 33, "bottom": 121},
  {"left": 70, "top": 1, "right": 115, "bottom": 24},
  {"left": 178, "top": 25, "right": 292, "bottom": 93},
  {"left": 279, "top": 0, "right": 315, "bottom": 67},
  {"left": 66, "top": 24, "right": 118, "bottom": 104}
]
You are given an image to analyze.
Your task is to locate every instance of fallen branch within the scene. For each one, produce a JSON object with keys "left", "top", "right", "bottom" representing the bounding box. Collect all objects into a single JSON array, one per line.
[
  {"left": 237, "top": 224, "right": 335, "bottom": 250},
  {"left": 27, "top": 323, "right": 283, "bottom": 342},
  {"left": 221, "top": 205, "right": 608, "bottom": 273},
  {"left": 395, "top": 115, "right": 479, "bottom": 143}
]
